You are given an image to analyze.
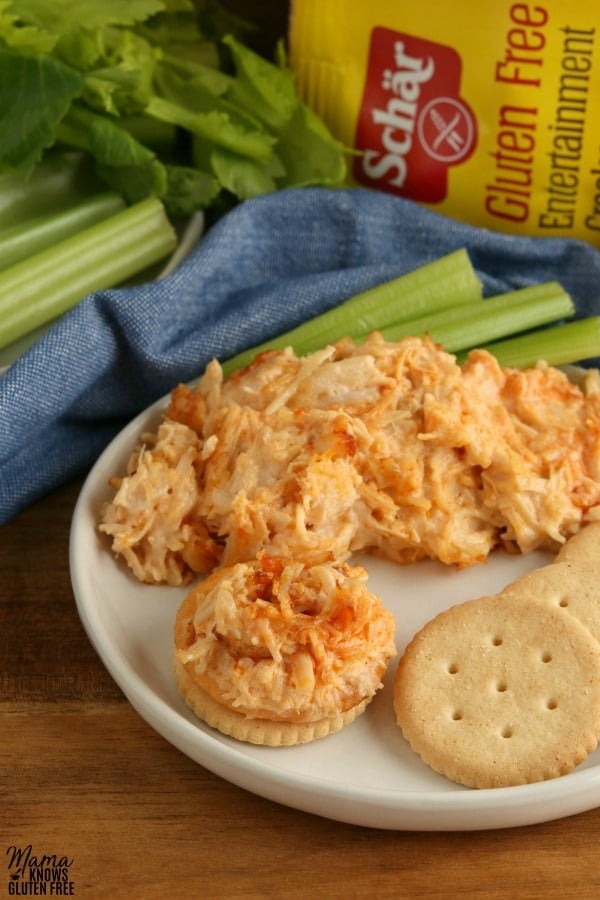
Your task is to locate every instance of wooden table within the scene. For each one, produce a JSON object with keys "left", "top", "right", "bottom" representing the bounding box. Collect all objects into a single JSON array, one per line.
[{"left": 2, "top": 478, "right": 600, "bottom": 899}]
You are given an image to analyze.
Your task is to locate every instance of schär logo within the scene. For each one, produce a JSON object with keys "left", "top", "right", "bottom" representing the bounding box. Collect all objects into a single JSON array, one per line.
[{"left": 354, "top": 27, "right": 477, "bottom": 203}]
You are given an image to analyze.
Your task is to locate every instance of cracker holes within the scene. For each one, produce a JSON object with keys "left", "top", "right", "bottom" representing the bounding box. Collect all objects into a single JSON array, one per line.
[
  {"left": 546, "top": 698, "right": 558, "bottom": 711},
  {"left": 491, "top": 635, "right": 503, "bottom": 647},
  {"left": 541, "top": 650, "right": 553, "bottom": 663},
  {"left": 496, "top": 680, "right": 507, "bottom": 693},
  {"left": 451, "top": 710, "right": 463, "bottom": 721},
  {"left": 501, "top": 726, "right": 513, "bottom": 739},
  {"left": 558, "top": 596, "right": 569, "bottom": 608},
  {"left": 447, "top": 662, "right": 459, "bottom": 674}
]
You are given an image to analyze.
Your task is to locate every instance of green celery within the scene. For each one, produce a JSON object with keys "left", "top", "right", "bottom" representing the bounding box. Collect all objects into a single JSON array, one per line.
[
  {"left": 0, "top": 197, "right": 176, "bottom": 351},
  {"left": 0, "top": 10, "right": 348, "bottom": 217},
  {"left": 380, "top": 281, "right": 574, "bottom": 352},
  {"left": 0, "top": 192, "right": 126, "bottom": 271},
  {"left": 221, "top": 249, "right": 482, "bottom": 376},
  {"left": 469, "top": 317, "right": 600, "bottom": 369},
  {"left": 0, "top": 151, "right": 104, "bottom": 230},
  {"left": 0, "top": 48, "right": 83, "bottom": 176},
  {"left": 145, "top": 95, "right": 277, "bottom": 162}
]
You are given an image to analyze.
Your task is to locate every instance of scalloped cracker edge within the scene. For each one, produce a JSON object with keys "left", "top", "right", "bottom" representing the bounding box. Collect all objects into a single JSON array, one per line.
[{"left": 394, "top": 524, "right": 600, "bottom": 789}]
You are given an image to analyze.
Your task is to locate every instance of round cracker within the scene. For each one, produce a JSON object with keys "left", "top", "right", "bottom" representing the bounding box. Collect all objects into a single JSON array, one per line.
[
  {"left": 174, "top": 656, "right": 368, "bottom": 746},
  {"left": 394, "top": 593, "right": 600, "bottom": 788},
  {"left": 173, "top": 556, "right": 395, "bottom": 746},
  {"left": 503, "top": 560, "right": 600, "bottom": 644},
  {"left": 555, "top": 523, "right": 600, "bottom": 567}
]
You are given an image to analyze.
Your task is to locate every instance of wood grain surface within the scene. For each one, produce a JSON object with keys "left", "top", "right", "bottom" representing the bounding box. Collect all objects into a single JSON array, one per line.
[{"left": 3, "top": 478, "right": 600, "bottom": 899}]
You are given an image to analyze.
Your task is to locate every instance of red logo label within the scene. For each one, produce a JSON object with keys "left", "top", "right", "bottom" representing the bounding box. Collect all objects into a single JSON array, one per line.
[{"left": 353, "top": 27, "right": 477, "bottom": 203}]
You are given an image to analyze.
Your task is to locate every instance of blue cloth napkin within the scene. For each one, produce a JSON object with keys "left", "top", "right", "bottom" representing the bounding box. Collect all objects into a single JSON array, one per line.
[{"left": 2, "top": 185, "right": 600, "bottom": 526}]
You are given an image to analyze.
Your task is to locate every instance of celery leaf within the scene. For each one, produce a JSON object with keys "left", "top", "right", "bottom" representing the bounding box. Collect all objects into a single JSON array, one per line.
[
  {"left": 0, "top": 0, "right": 56, "bottom": 53},
  {"left": 0, "top": 1, "right": 348, "bottom": 216},
  {"left": 222, "top": 35, "right": 297, "bottom": 132},
  {"left": 146, "top": 95, "right": 276, "bottom": 162},
  {"left": 163, "top": 164, "right": 220, "bottom": 217},
  {"left": 275, "top": 104, "right": 348, "bottom": 188},
  {"left": 12, "top": 0, "right": 166, "bottom": 32},
  {"left": 0, "top": 48, "right": 83, "bottom": 174}
]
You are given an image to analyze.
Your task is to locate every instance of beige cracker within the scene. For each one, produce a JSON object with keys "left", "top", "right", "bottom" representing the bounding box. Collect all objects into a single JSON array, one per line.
[
  {"left": 173, "top": 555, "right": 395, "bottom": 746},
  {"left": 554, "top": 522, "right": 600, "bottom": 568},
  {"left": 501, "top": 522, "right": 600, "bottom": 643},
  {"left": 174, "top": 656, "right": 368, "bottom": 746},
  {"left": 503, "top": 559, "right": 600, "bottom": 645},
  {"left": 394, "top": 592, "right": 600, "bottom": 788}
]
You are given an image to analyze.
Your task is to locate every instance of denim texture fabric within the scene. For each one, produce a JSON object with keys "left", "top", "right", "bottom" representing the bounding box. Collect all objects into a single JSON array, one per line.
[{"left": 2, "top": 186, "right": 600, "bottom": 525}]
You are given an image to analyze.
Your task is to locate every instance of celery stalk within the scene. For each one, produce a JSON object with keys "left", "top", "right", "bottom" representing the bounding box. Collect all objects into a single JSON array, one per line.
[
  {"left": 222, "top": 249, "right": 482, "bottom": 376},
  {"left": 469, "top": 317, "right": 600, "bottom": 369},
  {"left": 381, "top": 281, "right": 574, "bottom": 352},
  {"left": 0, "top": 198, "right": 177, "bottom": 351},
  {"left": 0, "top": 151, "right": 104, "bottom": 230},
  {"left": 0, "top": 193, "right": 126, "bottom": 271}
]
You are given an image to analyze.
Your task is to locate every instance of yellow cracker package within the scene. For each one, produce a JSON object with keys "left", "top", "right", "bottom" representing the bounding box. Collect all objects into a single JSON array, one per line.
[{"left": 288, "top": 1, "right": 600, "bottom": 246}]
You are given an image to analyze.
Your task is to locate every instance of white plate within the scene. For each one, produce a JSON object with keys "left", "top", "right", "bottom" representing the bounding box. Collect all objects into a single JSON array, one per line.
[{"left": 70, "top": 393, "right": 600, "bottom": 831}]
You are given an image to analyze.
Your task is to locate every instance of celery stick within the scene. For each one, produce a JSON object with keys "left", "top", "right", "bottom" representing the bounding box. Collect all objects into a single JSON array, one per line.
[
  {"left": 0, "top": 198, "right": 177, "bottom": 350},
  {"left": 0, "top": 193, "right": 126, "bottom": 271},
  {"left": 381, "top": 281, "right": 574, "bottom": 351},
  {"left": 468, "top": 317, "right": 600, "bottom": 369},
  {"left": 222, "top": 249, "right": 482, "bottom": 376},
  {"left": 0, "top": 151, "right": 104, "bottom": 229}
]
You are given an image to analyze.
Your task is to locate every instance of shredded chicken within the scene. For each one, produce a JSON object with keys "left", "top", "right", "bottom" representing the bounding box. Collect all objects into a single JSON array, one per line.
[
  {"left": 174, "top": 553, "right": 396, "bottom": 721},
  {"left": 99, "top": 333, "right": 600, "bottom": 585}
]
